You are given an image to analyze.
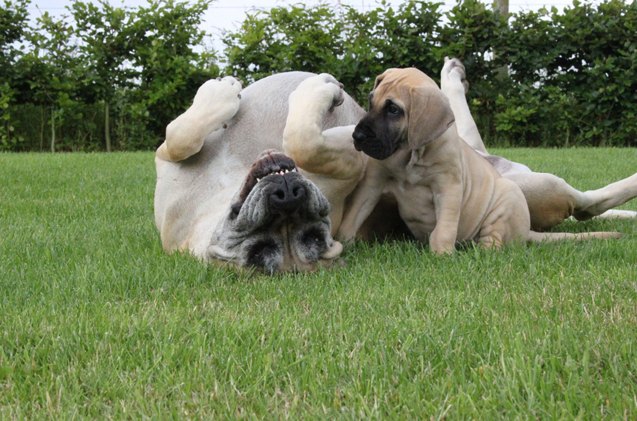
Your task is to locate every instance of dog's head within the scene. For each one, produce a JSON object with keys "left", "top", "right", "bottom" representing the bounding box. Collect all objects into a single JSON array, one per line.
[
  {"left": 208, "top": 150, "right": 342, "bottom": 273},
  {"left": 352, "top": 67, "right": 455, "bottom": 160}
]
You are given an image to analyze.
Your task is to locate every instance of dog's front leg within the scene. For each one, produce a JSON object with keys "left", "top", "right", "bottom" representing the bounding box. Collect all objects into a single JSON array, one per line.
[
  {"left": 283, "top": 74, "right": 365, "bottom": 181},
  {"left": 336, "top": 162, "right": 387, "bottom": 243},
  {"left": 156, "top": 77, "right": 242, "bottom": 162},
  {"left": 429, "top": 185, "right": 463, "bottom": 254}
]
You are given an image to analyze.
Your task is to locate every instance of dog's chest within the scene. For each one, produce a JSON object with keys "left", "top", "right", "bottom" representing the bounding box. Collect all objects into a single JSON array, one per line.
[{"left": 390, "top": 179, "right": 437, "bottom": 237}]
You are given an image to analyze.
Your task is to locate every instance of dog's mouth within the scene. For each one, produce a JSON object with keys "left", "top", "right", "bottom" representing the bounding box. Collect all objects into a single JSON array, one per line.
[{"left": 230, "top": 150, "right": 299, "bottom": 217}]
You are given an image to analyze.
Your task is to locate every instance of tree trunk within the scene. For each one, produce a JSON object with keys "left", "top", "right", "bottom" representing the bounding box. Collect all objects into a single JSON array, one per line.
[
  {"left": 40, "top": 106, "right": 45, "bottom": 151},
  {"left": 493, "top": 0, "right": 509, "bottom": 16},
  {"left": 50, "top": 108, "right": 56, "bottom": 153},
  {"left": 105, "top": 101, "right": 111, "bottom": 152},
  {"left": 493, "top": 0, "right": 510, "bottom": 80}
]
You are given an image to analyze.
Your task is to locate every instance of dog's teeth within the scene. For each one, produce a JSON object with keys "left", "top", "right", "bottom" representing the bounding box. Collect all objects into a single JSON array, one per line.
[{"left": 256, "top": 177, "right": 261, "bottom": 182}]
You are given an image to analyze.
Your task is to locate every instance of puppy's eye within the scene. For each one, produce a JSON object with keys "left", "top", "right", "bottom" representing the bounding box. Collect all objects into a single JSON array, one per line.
[{"left": 386, "top": 103, "right": 401, "bottom": 116}]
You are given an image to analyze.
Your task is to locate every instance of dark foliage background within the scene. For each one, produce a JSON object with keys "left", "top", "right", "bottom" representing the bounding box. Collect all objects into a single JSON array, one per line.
[{"left": 1, "top": 0, "right": 635, "bottom": 151}]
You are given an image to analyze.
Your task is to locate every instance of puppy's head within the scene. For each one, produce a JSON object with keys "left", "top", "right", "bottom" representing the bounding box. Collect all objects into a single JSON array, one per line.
[
  {"left": 353, "top": 68, "right": 455, "bottom": 160},
  {"left": 208, "top": 150, "right": 342, "bottom": 274}
]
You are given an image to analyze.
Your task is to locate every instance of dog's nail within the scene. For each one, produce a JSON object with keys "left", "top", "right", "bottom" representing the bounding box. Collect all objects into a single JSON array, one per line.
[
  {"left": 237, "top": 93, "right": 241, "bottom": 99},
  {"left": 223, "top": 123, "right": 228, "bottom": 129}
]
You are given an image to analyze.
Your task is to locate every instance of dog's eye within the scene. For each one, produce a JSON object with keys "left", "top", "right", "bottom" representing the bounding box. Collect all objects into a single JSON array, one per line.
[
  {"left": 386, "top": 102, "right": 401, "bottom": 116},
  {"left": 296, "top": 227, "right": 327, "bottom": 263},
  {"left": 246, "top": 239, "right": 281, "bottom": 272},
  {"left": 301, "top": 228, "right": 326, "bottom": 247}
]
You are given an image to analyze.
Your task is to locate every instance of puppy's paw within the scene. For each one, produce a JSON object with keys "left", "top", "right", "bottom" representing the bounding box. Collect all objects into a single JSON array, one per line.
[
  {"left": 292, "top": 73, "right": 345, "bottom": 113},
  {"left": 441, "top": 57, "right": 469, "bottom": 94},
  {"left": 192, "top": 76, "right": 243, "bottom": 122}
]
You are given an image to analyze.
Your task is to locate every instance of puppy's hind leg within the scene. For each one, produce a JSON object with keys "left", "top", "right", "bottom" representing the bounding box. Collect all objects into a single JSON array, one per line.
[
  {"left": 440, "top": 57, "right": 487, "bottom": 154},
  {"left": 157, "top": 77, "right": 242, "bottom": 162}
]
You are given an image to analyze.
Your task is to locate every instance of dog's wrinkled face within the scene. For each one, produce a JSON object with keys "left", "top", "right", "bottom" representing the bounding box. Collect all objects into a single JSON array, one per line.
[
  {"left": 208, "top": 150, "right": 342, "bottom": 273},
  {"left": 353, "top": 68, "right": 455, "bottom": 160}
]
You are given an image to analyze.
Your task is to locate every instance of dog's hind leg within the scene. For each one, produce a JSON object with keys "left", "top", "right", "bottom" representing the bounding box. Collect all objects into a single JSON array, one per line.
[
  {"left": 571, "top": 172, "right": 637, "bottom": 221},
  {"left": 440, "top": 57, "right": 488, "bottom": 154},
  {"left": 156, "top": 77, "right": 242, "bottom": 162},
  {"left": 506, "top": 171, "right": 637, "bottom": 231}
]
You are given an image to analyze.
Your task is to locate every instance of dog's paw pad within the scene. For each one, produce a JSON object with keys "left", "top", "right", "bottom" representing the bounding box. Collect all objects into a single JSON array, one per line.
[
  {"left": 296, "top": 74, "right": 344, "bottom": 111},
  {"left": 441, "top": 58, "right": 469, "bottom": 94},
  {"left": 193, "top": 77, "right": 243, "bottom": 108}
]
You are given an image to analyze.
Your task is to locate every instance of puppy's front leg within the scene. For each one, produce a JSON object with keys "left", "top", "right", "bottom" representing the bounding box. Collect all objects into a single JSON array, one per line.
[
  {"left": 429, "top": 185, "right": 463, "bottom": 254},
  {"left": 336, "top": 162, "right": 386, "bottom": 243},
  {"left": 157, "top": 77, "right": 242, "bottom": 162},
  {"left": 283, "top": 74, "right": 365, "bottom": 181}
]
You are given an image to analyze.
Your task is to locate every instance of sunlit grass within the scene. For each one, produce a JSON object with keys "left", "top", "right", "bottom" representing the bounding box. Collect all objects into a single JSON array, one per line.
[{"left": 1, "top": 149, "right": 636, "bottom": 418}]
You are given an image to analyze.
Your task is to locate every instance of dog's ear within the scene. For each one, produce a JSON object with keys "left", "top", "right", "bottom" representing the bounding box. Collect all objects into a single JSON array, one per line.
[
  {"left": 373, "top": 68, "right": 399, "bottom": 90},
  {"left": 407, "top": 85, "right": 455, "bottom": 149},
  {"left": 373, "top": 71, "right": 388, "bottom": 90}
]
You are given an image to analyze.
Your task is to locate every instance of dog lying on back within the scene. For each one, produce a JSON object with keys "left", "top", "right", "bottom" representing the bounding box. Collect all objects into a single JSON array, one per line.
[{"left": 154, "top": 74, "right": 366, "bottom": 272}]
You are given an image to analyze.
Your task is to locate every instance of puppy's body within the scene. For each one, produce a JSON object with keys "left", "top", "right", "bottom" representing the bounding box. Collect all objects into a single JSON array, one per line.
[
  {"left": 338, "top": 68, "right": 618, "bottom": 252},
  {"left": 381, "top": 130, "right": 529, "bottom": 249}
]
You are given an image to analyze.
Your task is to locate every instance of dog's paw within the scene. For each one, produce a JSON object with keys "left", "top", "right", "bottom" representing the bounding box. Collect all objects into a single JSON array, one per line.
[
  {"left": 192, "top": 76, "right": 242, "bottom": 120},
  {"left": 441, "top": 57, "right": 469, "bottom": 94},
  {"left": 293, "top": 73, "right": 345, "bottom": 113}
]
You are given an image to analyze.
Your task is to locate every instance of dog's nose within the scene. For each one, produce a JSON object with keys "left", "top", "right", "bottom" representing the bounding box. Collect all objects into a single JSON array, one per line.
[
  {"left": 352, "top": 127, "right": 369, "bottom": 144},
  {"left": 269, "top": 176, "right": 306, "bottom": 213},
  {"left": 353, "top": 124, "right": 375, "bottom": 151}
]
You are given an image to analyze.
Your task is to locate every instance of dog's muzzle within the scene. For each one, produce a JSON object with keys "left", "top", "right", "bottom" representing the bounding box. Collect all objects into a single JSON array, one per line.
[{"left": 353, "top": 124, "right": 395, "bottom": 160}]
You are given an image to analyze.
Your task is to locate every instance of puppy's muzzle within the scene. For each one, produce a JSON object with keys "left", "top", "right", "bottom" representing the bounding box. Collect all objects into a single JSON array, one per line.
[
  {"left": 352, "top": 124, "right": 375, "bottom": 151},
  {"left": 353, "top": 123, "right": 394, "bottom": 160},
  {"left": 269, "top": 175, "right": 307, "bottom": 213}
]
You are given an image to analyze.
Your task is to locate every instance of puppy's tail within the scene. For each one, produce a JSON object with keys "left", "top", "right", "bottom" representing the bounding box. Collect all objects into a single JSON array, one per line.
[{"left": 527, "top": 231, "right": 622, "bottom": 243}]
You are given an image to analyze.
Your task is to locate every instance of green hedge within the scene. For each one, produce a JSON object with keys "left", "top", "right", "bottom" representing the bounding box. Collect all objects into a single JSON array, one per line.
[
  {"left": 224, "top": 0, "right": 637, "bottom": 147},
  {"left": 4, "top": 0, "right": 636, "bottom": 150}
]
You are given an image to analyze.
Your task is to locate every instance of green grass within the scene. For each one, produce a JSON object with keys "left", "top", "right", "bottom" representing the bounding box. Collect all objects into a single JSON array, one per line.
[{"left": 1, "top": 148, "right": 636, "bottom": 418}]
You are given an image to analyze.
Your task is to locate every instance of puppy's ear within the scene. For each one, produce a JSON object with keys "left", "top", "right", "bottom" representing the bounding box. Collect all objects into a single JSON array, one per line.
[
  {"left": 407, "top": 86, "right": 455, "bottom": 149},
  {"left": 373, "top": 68, "right": 398, "bottom": 89},
  {"left": 373, "top": 71, "right": 387, "bottom": 90}
]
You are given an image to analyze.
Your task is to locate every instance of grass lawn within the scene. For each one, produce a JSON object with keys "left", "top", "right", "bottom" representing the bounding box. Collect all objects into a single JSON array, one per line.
[{"left": 1, "top": 148, "right": 636, "bottom": 418}]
